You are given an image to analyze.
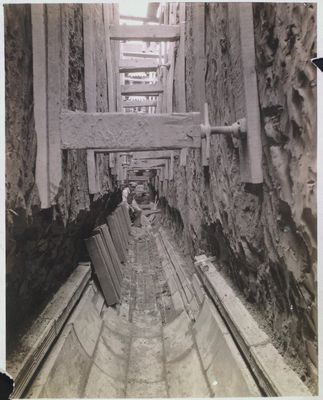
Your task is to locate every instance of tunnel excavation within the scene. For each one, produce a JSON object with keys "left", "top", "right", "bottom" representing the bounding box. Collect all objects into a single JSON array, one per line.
[{"left": 5, "top": 2, "right": 317, "bottom": 398}]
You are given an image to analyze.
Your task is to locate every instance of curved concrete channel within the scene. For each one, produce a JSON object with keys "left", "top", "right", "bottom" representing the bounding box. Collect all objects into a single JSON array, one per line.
[{"left": 27, "top": 225, "right": 260, "bottom": 398}]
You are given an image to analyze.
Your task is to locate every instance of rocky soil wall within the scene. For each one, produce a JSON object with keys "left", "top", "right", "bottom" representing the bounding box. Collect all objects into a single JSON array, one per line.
[
  {"left": 161, "top": 2, "right": 317, "bottom": 390},
  {"left": 5, "top": 4, "right": 118, "bottom": 353}
]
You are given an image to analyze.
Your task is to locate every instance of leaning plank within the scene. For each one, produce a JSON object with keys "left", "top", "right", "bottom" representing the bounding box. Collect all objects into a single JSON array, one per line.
[
  {"left": 85, "top": 235, "right": 120, "bottom": 305},
  {"left": 238, "top": 3, "right": 263, "bottom": 183},
  {"left": 122, "top": 99, "right": 157, "bottom": 108},
  {"left": 31, "top": 5, "right": 49, "bottom": 208},
  {"left": 110, "top": 24, "right": 180, "bottom": 42},
  {"left": 60, "top": 111, "right": 201, "bottom": 151},
  {"left": 119, "top": 58, "right": 158, "bottom": 73},
  {"left": 121, "top": 83, "right": 163, "bottom": 95},
  {"left": 47, "top": 5, "right": 64, "bottom": 204}
]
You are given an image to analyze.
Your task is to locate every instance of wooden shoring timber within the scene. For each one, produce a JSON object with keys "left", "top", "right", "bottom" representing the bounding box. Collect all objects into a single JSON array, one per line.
[
  {"left": 110, "top": 24, "right": 180, "bottom": 42},
  {"left": 83, "top": 4, "right": 97, "bottom": 112},
  {"left": 121, "top": 83, "right": 163, "bottom": 95},
  {"left": 31, "top": 5, "right": 49, "bottom": 208},
  {"left": 190, "top": 3, "right": 208, "bottom": 166},
  {"left": 85, "top": 235, "right": 120, "bottom": 305},
  {"left": 238, "top": 3, "right": 263, "bottom": 183},
  {"left": 47, "top": 4, "right": 69, "bottom": 205},
  {"left": 123, "top": 51, "right": 160, "bottom": 59},
  {"left": 122, "top": 99, "right": 157, "bottom": 108},
  {"left": 87, "top": 150, "right": 99, "bottom": 194},
  {"left": 120, "top": 14, "right": 159, "bottom": 23},
  {"left": 119, "top": 58, "right": 158, "bottom": 73},
  {"left": 103, "top": 4, "right": 116, "bottom": 111},
  {"left": 94, "top": 224, "right": 123, "bottom": 282},
  {"left": 180, "top": 147, "right": 188, "bottom": 167},
  {"left": 132, "top": 150, "right": 172, "bottom": 159},
  {"left": 174, "top": 3, "right": 186, "bottom": 113},
  {"left": 131, "top": 159, "right": 168, "bottom": 168},
  {"left": 169, "top": 151, "right": 175, "bottom": 180},
  {"left": 60, "top": 111, "right": 201, "bottom": 151},
  {"left": 106, "top": 215, "right": 127, "bottom": 263}
]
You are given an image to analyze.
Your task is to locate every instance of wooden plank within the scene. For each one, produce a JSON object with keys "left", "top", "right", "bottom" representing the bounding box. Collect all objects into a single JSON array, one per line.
[
  {"left": 61, "top": 111, "right": 201, "bottom": 151},
  {"left": 47, "top": 5, "right": 63, "bottom": 204},
  {"left": 87, "top": 150, "right": 99, "bottom": 194},
  {"left": 123, "top": 51, "right": 160, "bottom": 59},
  {"left": 120, "top": 15, "right": 159, "bottom": 23},
  {"left": 180, "top": 148, "right": 188, "bottom": 167},
  {"left": 110, "top": 24, "right": 180, "bottom": 42},
  {"left": 169, "top": 151, "right": 174, "bottom": 180},
  {"left": 119, "top": 58, "right": 158, "bottom": 73},
  {"left": 122, "top": 100, "right": 157, "bottom": 108},
  {"left": 124, "top": 77, "right": 156, "bottom": 84},
  {"left": 31, "top": 5, "right": 49, "bottom": 209},
  {"left": 83, "top": 4, "right": 96, "bottom": 112},
  {"left": 132, "top": 150, "right": 171, "bottom": 159},
  {"left": 238, "top": 4, "right": 263, "bottom": 183},
  {"left": 121, "top": 83, "right": 163, "bottom": 96},
  {"left": 103, "top": 4, "right": 116, "bottom": 111},
  {"left": 191, "top": 3, "right": 208, "bottom": 166},
  {"left": 85, "top": 235, "right": 120, "bottom": 305},
  {"left": 112, "top": 5, "right": 121, "bottom": 112},
  {"left": 174, "top": 4, "right": 186, "bottom": 112}
]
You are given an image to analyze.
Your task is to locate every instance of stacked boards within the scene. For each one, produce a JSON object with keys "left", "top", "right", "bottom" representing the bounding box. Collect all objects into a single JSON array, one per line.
[{"left": 85, "top": 202, "right": 132, "bottom": 305}]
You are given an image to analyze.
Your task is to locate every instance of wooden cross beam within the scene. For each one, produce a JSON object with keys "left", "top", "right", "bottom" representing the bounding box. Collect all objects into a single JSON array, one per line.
[
  {"left": 123, "top": 51, "right": 160, "bottom": 59},
  {"left": 130, "top": 159, "right": 168, "bottom": 169},
  {"left": 121, "top": 83, "right": 163, "bottom": 96},
  {"left": 119, "top": 15, "right": 159, "bottom": 23},
  {"left": 110, "top": 24, "right": 180, "bottom": 42},
  {"left": 132, "top": 150, "right": 172, "bottom": 159},
  {"left": 60, "top": 111, "right": 201, "bottom": 151},
  {"left": 119, "top": 58, "right": 158, "bottom": 73},
  {"left": 122, "top": 100, "right": 157, "bottom": 108}
]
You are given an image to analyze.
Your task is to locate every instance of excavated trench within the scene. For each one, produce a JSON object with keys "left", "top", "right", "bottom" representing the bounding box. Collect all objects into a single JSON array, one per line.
[{"left": 24, "top": 220, "right": 261, "bottom": 398}]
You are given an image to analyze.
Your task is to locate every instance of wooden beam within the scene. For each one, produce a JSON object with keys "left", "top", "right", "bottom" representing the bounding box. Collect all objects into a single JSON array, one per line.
[
  {"left": 32, "top": 5, "right": 49, "bottom": 209},
  {"left": 124, "top": 77, "right": 156, "bottom": 84},
  {"left": 83, "top": 5, "right": 96, "bottom": 112},
  {"left": 119, "top": 58, "right": 158, "bottom": 73},
  {"left": 47, "top": 5, "right": 66, "bottom": 205},
  {"left": 238, "top": 3, "right": 263, "bottom": 183},
  {"left": 131, "top": 159, "right": 168, "bottom": 168},
  {"left": 122, "top": 100, "right": 157, "bottom": 108},
  {"left": 121, "top": 83, "right": 163, "bottom": 96},
  {"left": 174, "top": 4, "right": 186, "bottom": 112},
  {"left": 120, "top": 15, "right": 159, "bottom": 23},
  {"left": 132, "top": 150, "right": 172, "bottom": 159},
  {"left": 87, "top": 150, "right": 99, "bottom": 194},
  {"left": 123, "top": 51, "right": 160, "bottom": 59},
  {"left": 103, "top": 4, "right": 116, "bottom": 111},
  {"left": 60, "top": 111, "right": 201, "bottom": 151},
  {"left": 110, "top": 24, "right": 180, "bottom": 42}
]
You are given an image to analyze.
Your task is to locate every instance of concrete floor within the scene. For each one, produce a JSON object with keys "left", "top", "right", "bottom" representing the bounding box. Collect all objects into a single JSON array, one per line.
[{"left": 27, "top": 225, "right": 260, "bottom": 398}]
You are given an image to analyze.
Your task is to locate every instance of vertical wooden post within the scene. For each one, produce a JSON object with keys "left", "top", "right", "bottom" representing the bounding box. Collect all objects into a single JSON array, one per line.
[
  {"left": 47, "top": 4, "right": 68, "bottom": 204},
  {"left": 32, "top": 5, "right": 49, "bottom": 208}
]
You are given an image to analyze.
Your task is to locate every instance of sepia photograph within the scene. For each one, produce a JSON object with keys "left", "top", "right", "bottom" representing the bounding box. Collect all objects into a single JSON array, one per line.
[{"left": 2, "top": 1, "right": 319, "bottom": 398}]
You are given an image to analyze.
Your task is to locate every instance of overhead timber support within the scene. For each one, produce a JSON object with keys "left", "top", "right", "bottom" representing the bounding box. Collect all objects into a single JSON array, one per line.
[
  {"left": 119, "top": 58, "right": 159, "bottom": 73},
  {"left": 109, "top": 24, "right": 180, "bottom": 42},
  {"left": 60, "top": 111, "right": 201, "bottom": 151},
  {"left": 121, "top": 83, "right": 163, "bottom": 96}
]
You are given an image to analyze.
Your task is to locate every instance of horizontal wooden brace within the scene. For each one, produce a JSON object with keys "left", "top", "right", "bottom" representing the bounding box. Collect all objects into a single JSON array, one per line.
[
  {"left": 119, "top": 58, "right": 158, "bottom": 73},
  {"left": 122, "top": 100, "right": 157, "bottom": 108},
  {"left": 110, "top": 24, "right": 180, "bottom": 42},
  {"left": 119, "top": 15, "right": 159, "bottom": 23},
  {"left": 121, "top": 83, "right": 163, "bottom": 95},
  {"left": 60, "top": 110, "right": 201, "bottom": 151},
  {"left": 123, "top": 51, "right": 160, "bottom": 59}
]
